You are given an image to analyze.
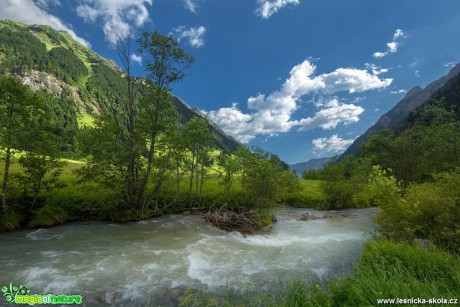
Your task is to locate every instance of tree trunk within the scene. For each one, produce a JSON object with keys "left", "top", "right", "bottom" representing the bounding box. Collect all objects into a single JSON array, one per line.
[
  {"left": 1, "top": 147, "right": 12, "bottom": 211},
  {"left": 175, "top": 159, "right": 181, "bottom": 202},
  {"left": 136, "top": 136, "right": 156, "bottom": 210},
  {"left": 199, "top": 160, "right": 204, "bottom": 203},
  {"left": 188, "top": 147, "right": 195, "bottom": 200}
]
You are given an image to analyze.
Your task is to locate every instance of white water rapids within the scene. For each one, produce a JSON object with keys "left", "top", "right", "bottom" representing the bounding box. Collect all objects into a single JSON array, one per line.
[{"left": 0, "top": 207, "right": 376, "bottom": 305}]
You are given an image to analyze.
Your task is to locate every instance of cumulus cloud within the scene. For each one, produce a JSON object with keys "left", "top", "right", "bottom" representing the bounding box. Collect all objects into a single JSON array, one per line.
[
  {"left": 0, "top": 0, "right": 90, "bottom": 47},
  {"left": 298, "top": 99, "right": 364, "bottom": 131},
  {"left": 207, "top": 59, "right": 391, "bottom": 143},
  {"left": 76, "top": 0, "right": 152, "bottom": 42},
  {"left": 255, "top": 0, "right": 300, "bottom": 19},
  {"left": 206, "top": 104, "right": 255, "bottom": 143},
  {"left": 312, "top": 135, "right": 355, "bottom": 155},
  {"left": 172, "top": 26, "right": 206, "bottom": 48},
  {"left": 372, "top": 28, "right": 407, "bottom": 58},
  {"left": 130, "top": 53, "right": 142, "bottom": 65}
]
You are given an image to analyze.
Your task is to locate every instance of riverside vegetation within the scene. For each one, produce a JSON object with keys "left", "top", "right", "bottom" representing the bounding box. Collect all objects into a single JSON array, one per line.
[{"left": 0, "top": 19, "right": 459, "bottom": 306}]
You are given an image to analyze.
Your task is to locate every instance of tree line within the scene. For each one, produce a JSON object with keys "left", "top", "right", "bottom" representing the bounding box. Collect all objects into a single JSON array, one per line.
[{"left": 0, "top": 31, "right": 298, "bottom": 230}]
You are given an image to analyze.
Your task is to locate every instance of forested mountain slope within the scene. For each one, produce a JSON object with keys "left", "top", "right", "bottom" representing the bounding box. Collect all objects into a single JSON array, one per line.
[
  {"left": 343, "top": 63, "right": 460, "bottom": 156},
  {"left": 0, "top": 19, "right": 239, "bottom": 156}
]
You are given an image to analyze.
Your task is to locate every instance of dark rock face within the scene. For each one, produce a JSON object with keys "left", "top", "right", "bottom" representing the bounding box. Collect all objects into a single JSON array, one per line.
[{"left": 343, "top": 64, "right": 460, "bottom": 156}]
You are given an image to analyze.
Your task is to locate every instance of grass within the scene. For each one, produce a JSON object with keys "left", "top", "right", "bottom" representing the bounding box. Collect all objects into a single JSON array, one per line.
[
  {"left": 77, "top": 113, "right": 95, "bottom": 128},
  {"left": 281, "top": 179, "right": 326, "bottom": 208}
]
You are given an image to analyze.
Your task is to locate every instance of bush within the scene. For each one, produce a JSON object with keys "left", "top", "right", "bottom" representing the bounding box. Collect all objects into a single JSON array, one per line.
[
  {"left": 27, "top": 204, "right": 68, "bottom": 228},
  {"left": 370, "top": 166, "right": 460, "bottom": 253},
  {"left": 0, "top": 209, "right": 21, "bottom": 232}
]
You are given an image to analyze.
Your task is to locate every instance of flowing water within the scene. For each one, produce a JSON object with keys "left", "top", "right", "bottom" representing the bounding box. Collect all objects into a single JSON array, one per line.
[{"left": 0, "top": 207, "right": 376, "bottom": 305}]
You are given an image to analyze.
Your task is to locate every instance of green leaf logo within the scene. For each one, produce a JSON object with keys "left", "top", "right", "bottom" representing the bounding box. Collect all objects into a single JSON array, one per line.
[{"left": 1, "top": 282, "right": 31, "bottom": 303}]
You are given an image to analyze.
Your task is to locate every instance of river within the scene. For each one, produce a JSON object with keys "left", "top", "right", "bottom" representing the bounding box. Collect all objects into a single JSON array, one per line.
[{"left": 0, "top": 207, "right": 376, "bottom": 305}]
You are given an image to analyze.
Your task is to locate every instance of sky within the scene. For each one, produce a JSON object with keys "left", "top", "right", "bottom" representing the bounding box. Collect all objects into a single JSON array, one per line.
[{"left": 2, "top": 0, "right": 460, "bottom": 164}]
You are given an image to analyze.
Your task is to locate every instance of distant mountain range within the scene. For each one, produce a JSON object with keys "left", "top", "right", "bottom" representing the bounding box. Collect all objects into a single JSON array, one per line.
[
  {"left": 343, "top": 63, "right": 460, "bottom": 156},
  {"left": 0, "top": 19, "right": 240, "bottom": 155},
  {"left": 289, "top": 157, "right": 332, "bottom": 176}
]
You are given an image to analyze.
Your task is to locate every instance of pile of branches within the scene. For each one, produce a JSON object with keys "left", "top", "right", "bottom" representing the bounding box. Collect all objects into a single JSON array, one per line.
[{"left": 203, "top": 204, "right": 272, "bottom": 235}]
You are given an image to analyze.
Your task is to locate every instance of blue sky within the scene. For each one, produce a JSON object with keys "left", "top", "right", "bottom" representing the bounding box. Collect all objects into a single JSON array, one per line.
[{"left": 2, "top": 0, "right": 460, "bottom": 164}]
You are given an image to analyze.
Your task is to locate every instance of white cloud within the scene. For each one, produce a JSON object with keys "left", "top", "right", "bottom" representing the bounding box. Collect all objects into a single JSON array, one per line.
[
  {"left": 390, "top": 89, "right": 407, "bottom": 94},
  {"left": 208, "top": 59, "right": 390, "bottom": 143},
  {"left": 183, "top": 0, "right": 199, "bottom": 13},
  {"left": 312, "top": 135, "right": 355, "bottom": 155},
  {"left": 76, "top": 0, "right": 152, "bottom": 42},
  {"left": 321, "top": 68, "right": 392, "bottom": 94},
  {"left": 256, "top": 0, "right": 300, "bottom": 19},
  {"left": 206, "top": 104, "right": 255, "bottom": 143},
  {"left": 34, "top": 0, "right": 60, "bottom": 9},
  {"left": 372, "top": 52, "right": 386, "bottom": 58},
  {"left": 130, "top": 53, "right": 142, "bottom": 65},
  {"left": 0, "top": 0, "right": 90, "bottom": 47},
  {"left": 365, "top": 63, "right": 388, "bottom": 75},
  {"left": 393, "top": 28, "right": 406, "bottom": 40},
  {"left": 387, "top": 42, "right": 398, "bottom": 53},
  {"left": 444, "top": 61, "right": 456, "bottom": 68},
  {"left": 172, "top": 26, "right": 206, "bottom": 48},
  {"left": 373, "top": 28, "right": 407, "bottom": 58},
  {"left": 298, "top": 99, "right": 364, "bottom": 131}
]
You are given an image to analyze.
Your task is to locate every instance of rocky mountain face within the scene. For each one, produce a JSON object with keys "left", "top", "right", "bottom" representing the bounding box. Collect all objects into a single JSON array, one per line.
[
  {"left": 289, "top": 157, "right": 332, "bottom": 177},
  {"left": 0, "top": 19, "right": 240, "bottom": 154},
  {"left": 343, "top": 63, "right": 460, "bottom": 156}
]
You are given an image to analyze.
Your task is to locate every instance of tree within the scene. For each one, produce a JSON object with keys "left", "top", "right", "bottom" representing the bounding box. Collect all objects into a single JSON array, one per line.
[
  {"left": 77, "top": 31, "right": 194, "bottom": 214},
  {"left": 182, "top": 117, "right": 213, "bottom": 201},
  {"left": 17, "top": 152, "right": 66, "bottom": 209},
  {"left": 0, "top": 76, "right": 46, "bottom": 211},
  {"left": 217, "top": 153, "right": 241, "bottom": 198}
]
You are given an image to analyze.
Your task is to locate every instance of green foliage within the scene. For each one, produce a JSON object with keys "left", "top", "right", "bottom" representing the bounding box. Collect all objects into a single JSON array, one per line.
[
  {"left": 27, "top": 204, "right": 68, "bottom": 228},
  {"left": 327, "top": 240, "right": 460, "bottom": 306},
  {"left": 16, "top": 152, "right": 66, "bottom": 208},
  {"left": 319, "top": 156, "right": 372, "bottom": 209},
  {"left": 370, "top": 166, "right": 460, "bottom": 253},
  {"left": 363, "top": 99, "right": 460, "bottom": 185},
  {"left": 287, "top": 179, "right": 326, "bottom": 209},
  {"left": 0, "top": 76, "right": 48, "bottom": 210},
  {"left": 302, "top": 169, "right": 322, "bottom": 180},
  {"left": 137, "top": 31, "right": 194, "bottom": 90},
  {"left": 0, "top": 27, "right": 87, "bottom": 84},
  {"left": 83, "top": 63, "right": 127, "bottom": 114},
  {"left": 216, "top": 153, "right": 241, "bottom": 197},
  {"left": 0, "top": 209, "right": 21, "bottom": 231}
]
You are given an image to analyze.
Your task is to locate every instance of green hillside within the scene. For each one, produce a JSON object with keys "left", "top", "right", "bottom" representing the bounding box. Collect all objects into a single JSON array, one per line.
[{"left": 0, "top": 19, "right": 239, "bottom": 156}]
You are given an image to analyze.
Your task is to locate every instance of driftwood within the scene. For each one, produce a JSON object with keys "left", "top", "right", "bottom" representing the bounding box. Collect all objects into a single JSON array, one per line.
[{"left": 203, "top": 204, "right": 273, "bottom": 235}]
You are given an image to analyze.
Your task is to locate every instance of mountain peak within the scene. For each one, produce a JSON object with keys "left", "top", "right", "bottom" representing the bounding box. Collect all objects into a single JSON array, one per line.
[{"left": 342, "top": 65, "right": 460, "bottom": 156}]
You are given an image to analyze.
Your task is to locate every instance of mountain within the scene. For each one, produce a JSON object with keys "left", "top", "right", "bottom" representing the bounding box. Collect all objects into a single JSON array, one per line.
[
  {"left": 0, "top": 19, "right": 239, "bottom": 155},
  {"left": 343, "top": 63, "right": 460, "bottom": 156},
  {"left": 289, "top": 157, "right": 332, "bottom": 176}
]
